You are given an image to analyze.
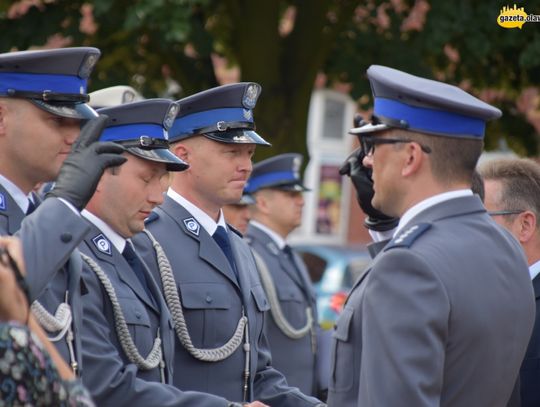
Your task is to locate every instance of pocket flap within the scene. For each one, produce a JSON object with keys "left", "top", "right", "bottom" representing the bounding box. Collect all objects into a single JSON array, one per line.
[
  {"left": 332, "top": 306, "right": 354, "bottom": 341},
  {"left": 120, "top": 297, "right": 151, "bottom": 327},
  {"left": 276, "top": 286, "right": 304, "bottom": 303},
  {"left": 251, "top": 284, "right": 270, "bottom": 312},
  {"left": 179, "top": 283, "right": 231, "bottom": 310}
]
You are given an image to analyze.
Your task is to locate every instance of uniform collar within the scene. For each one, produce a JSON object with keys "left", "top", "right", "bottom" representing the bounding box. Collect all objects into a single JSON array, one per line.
[
  {"left": 529, "top": 260, "right": 540, "bottom": 281},
  {"left": 394, "top": 189, "right": 473, "bottom": 237},
  {"left": 167, "top": 187, "right": 227, "bottom": 236},
  {"left": 82, "top": 209, "right": 127, "bottom": 253},
  {"left": 250, "top": 220, "right": 287, "bottom": 249},
  {"left": 0, "top": 173, "right": 30, "bottom": 213}
]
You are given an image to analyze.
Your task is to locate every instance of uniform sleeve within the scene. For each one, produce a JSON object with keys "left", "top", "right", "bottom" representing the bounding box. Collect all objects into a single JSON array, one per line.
[
  {"left": 80, "top": 265, "right": 229, "bottom": 407},
  {"left": 18, "top": 198, "right": 90, "bottom": 301},
  {"left": 358, "top": 249, "right": 449, "bottom": 407},
  {"left": 252, "top": 308, "right": 325, "bottom": 406}
]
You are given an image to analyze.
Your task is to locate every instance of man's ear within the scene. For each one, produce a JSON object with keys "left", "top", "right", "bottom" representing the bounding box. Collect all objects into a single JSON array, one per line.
[
  {"left": 171, "top": 142, "right": 189, "bottom": 162},
  {"left": 517, "top": 211, "right": 537, "bottom": 244},
  {"left": 0, "top": 102, "right": 8, "bottom": 136},
  {"left": 401, "top": 142, "right": 425, "bottom": 177}
]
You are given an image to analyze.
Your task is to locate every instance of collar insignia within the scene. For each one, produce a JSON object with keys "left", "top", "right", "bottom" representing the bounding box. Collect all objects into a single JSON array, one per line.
[
  {"left": 183, "top": 217, "right": 200, "bottom": 236},
  {"left": 92, "top": 233, "right": 112, "bottom": 256}
]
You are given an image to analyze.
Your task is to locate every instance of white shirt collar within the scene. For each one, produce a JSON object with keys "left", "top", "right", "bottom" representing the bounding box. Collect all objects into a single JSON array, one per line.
[
  {"left": 529, "top": 260, "right": 540, "bottom": 280},
  {"left": 249, "top": 220, "right": 287, "bottom": 249},
  {"left": 0, "top": 174, "right": 30, "bottom": 213},
  {"left": 394, "top": 189, "right": 473, "bottom": 237},
  {"left": 82, "top": 209, "right": 127, "bottom": 253},
  {"left": 167, "top": 188, "right": 227, "bottom": 236}
]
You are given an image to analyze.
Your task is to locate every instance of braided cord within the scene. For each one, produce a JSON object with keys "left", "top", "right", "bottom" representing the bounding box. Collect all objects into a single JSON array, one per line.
[
  {"left": 80, "top": 253, "right": 162, "bottom": 370},
  {"left": 252, "top": 250, "right": 313, "bottom": 339},
  {"left": 31, "top": 301, "right": 72, "bottom": 342},
  {"left": 143, "top": 230, "right": 246, "bottom": 362}
]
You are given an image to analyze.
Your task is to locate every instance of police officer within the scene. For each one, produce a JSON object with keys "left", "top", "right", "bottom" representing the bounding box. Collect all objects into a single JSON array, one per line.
[
  {"left": 223, "top": 193, "right": 255, "bottom": 235},
  {"left": 78, "top": 99, "right": 234, "bottom": 406},
  {"left": 244, "top": 153, "right": 328, "bottom": 399},
  {"left": 329, "top": 65, "right": 535, "bottom": 407},
  {"left": 0, "top": 47, "right": 126, "bottom": 372},
  {"left": 133, "top": 83, "right": 325, "bottom": 406}
]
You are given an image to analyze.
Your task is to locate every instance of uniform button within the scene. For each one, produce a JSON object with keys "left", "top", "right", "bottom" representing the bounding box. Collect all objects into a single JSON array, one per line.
[
  {"left": 205, "top": 295, "right": 212, "bottom": 303},
  {"left": 60, "top": 233, "right": 72, "bottom": 243},
  {"left": 135, "top": 311, "right": 142, "bottom": 319}
]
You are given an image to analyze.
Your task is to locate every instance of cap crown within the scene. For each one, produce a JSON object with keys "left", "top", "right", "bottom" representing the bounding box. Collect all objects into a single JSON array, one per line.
[
  {"left": 245, "top": 153, "right": 307, "bottom": 193},
  {"left": 170, "top": 82, "right": 269, "bottom": 146}
]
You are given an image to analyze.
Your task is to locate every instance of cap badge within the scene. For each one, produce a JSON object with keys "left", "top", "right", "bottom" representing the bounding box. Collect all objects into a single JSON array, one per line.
[
  {"left": 92, "top": 234, "right": 112, "bottom": 256},
  {"left": 79, "top": 53, "right": 98, "bottom": 79},
  {"left": 242, "top": 83, "right": 260, "bottom": 109},
  {"left": 0, "top": 193, "right": 6, "bottom": 211},
  {"left": 183, "top": 217, "right": 200, "bottom": 236},
  {"left": 164, "top": 103, "right": 179, "bottom": 129}
]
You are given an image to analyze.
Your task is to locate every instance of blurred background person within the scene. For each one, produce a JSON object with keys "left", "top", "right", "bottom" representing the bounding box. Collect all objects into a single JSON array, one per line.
[
  {"left": 244, "top": 153, "right": 329, "bottom": 400},
  {"left": 480, "top": 158, "right": 540, "bottom": 407},
  {"left": 222, "top": 193, "right": 255, "bottom": 235}
]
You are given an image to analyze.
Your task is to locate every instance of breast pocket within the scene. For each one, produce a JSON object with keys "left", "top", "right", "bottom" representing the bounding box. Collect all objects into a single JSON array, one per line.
[
  {"left": 120, "top": 297, "right": 152, "bottom": 354},
  {"left": 276, "top": 285, "right": 306, "bottom": 323},
  {"left": 329, "top": 305, "right": 355, "bottom": 392},
  {"left": 179, "top": 282, "right": 232, "bottom": 348}
]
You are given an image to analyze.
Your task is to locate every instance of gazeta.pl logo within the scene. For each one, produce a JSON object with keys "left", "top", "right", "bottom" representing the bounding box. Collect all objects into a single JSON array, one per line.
[{"left": 497, "top": 4, "right": 540, "bottom": 29}]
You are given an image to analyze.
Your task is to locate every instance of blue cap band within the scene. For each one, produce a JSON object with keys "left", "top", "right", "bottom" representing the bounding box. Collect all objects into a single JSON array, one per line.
[
  {"left": 100, "top": 123, "right": 167, "bottom": 143},
  {"left": 170, "top": 107, "right": 253, "bottom": 139},
  {"left": 245, "top": 171, "right": 296, "bottom": 193},
  {"left": 375, "top": 98, "right": 486, "bottom": 137},
  {"left": 0, "top": 72, "right": 87, "bottom": 95}
]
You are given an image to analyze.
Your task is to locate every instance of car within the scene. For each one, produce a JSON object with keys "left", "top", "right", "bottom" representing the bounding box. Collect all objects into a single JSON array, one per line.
[{"left": 292, "top": 243, "right": 371, "bottom": 330}]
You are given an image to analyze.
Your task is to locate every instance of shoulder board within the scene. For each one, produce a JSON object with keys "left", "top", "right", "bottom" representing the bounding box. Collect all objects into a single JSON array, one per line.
[
  {"left": 144, "top": 211, "right": 159, "bottom": 225},
  {"left": 384, "top": 222, "right": 432, "bottom": 251},
  {"left": 227, "top": 223, "right": 243, "bottom": 238}
]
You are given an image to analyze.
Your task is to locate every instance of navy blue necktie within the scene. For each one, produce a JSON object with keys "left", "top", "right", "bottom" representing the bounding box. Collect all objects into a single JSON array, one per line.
[
  {"left": 213, "top": 226, "right": 238, "bottom": 278},
  {"left": 26, "top": 199, "right": 37, "bottom": 215},
  {"left": 283, "top": 245, "right": 310, "bottom": 298},
  {"left": 122, "top": 241, "right": 155, "bottom": 304}
]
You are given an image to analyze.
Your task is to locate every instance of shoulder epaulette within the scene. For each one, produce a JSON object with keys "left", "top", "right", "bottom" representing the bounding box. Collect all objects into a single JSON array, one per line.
[{"left": 384, "top": 222, "right": 432, "bottom": 251}]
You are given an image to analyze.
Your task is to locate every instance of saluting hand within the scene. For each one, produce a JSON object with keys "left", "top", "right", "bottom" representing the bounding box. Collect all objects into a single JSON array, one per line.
[
  {"left": 46, "top": 115, "right": 127, "bottom": 211},
  {"left": 339, "top": 147, "right": 399, "bottom": 232}
]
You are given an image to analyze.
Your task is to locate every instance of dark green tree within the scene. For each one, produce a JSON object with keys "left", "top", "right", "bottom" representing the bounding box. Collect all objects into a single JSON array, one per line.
[{"left": 1, "top": 0, "right": 540, "bottom": 157}]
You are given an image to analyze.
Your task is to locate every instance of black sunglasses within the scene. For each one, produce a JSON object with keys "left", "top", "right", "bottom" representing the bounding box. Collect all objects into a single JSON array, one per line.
[
  {"left": 360, "top": 136, "right": 432, "bottom": 156},
  {"left": 488, "top": 209, "right": 526, "bottom": 217}
]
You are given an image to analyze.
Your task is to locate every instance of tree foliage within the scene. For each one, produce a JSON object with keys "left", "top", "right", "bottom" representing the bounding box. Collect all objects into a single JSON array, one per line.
[{"left": 1, "top": 0, "right": 540, "bottom": 158}]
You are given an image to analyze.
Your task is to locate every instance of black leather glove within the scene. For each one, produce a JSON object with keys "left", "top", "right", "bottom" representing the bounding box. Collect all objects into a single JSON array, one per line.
[
  {"left": 339, "top": 147, "right": 399, "bottom": 232},
  {"left": 46, "top": 115, "right": 127, "bottom": 211}
]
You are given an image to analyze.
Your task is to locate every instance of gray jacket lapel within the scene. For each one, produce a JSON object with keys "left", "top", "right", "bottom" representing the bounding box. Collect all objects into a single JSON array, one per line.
[
  {"left": 159, "top": 197, "right": 240, "bottom": 288},
  {"left": 85, "top": 225, "right": 159, "bottom": 313}
]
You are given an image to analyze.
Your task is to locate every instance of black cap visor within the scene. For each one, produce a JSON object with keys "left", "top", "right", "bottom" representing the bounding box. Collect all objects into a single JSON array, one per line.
[
  {"left": 126, "top": 147, "right": 189, "bottom": 172},
  {"left": 203, "top": 129, "right": 270, "bottom": 146},
  {"left": 30, "top": 99, "right": 98, "bottom": 120}
]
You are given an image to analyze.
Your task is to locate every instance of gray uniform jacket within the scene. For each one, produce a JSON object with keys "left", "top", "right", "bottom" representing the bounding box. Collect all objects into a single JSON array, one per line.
[
  {"left": 0, "top": 184, "right": 90, "bottom": 370},
  {"left": 79, "top": 222, "right": 229, "bottom": 407},
  {"left": 134, "top": 195, "right": 323, "bottom": 406},
  {"left": 246, "top": 223, "right": 319, "bottom": 396},
  {"left": 327, "top": 195, "right": 535, "bottom": 407}
]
